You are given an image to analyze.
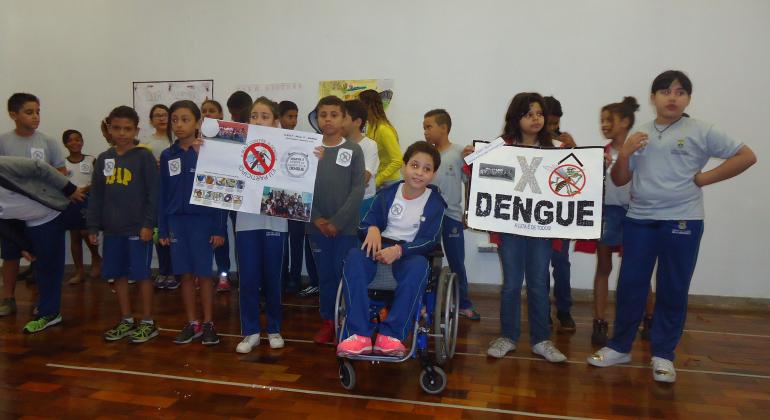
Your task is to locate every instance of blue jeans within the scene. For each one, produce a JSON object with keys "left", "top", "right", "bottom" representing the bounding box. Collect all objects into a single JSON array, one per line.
[
  {"left": 309, "top": 234, "right": 357, "bottom": 320},
  {"left": 608, "top": 218, "right": 704, "bottom": 361},
  {"left": 498, "top": 233, "right": 552, "bottom": 344},
  {"left": 549, "top": 239, "right": 572, "bottom": 313},
  {"left": 441, "top": 217, "right": 473, "bottom": 309},
  {"left": 236, "top": 229, "right": 286, "bottom": 334}
]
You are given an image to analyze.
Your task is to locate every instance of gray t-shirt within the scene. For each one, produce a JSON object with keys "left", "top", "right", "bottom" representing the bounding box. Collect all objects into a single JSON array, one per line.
[
  {"left": 0, "top": 130, "right": 65, "bottom": 168},
  {"left": 432, "top": 143, "right": 467, "bottom": 222},
  {"left": 628, "top": 118, "right": 743, "bottom": 220}
]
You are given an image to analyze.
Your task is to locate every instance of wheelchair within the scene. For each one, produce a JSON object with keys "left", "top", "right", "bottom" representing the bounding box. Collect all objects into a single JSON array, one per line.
[{"left": 334, "top": 248, "right": 459, "bottom": 394}]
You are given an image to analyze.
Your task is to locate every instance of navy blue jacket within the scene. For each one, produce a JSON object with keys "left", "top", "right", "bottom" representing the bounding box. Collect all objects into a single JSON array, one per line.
[
  {"left": 158, "top": 141, "right": 227, "bottom": 238},
  {"left": 359, "top": 181, "right": 446, "bottom": 258}
]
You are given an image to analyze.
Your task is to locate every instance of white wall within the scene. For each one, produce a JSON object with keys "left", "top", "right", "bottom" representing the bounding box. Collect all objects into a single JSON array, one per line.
[{"left": 2, "top": 0, "right": 768, "bottom": 297}]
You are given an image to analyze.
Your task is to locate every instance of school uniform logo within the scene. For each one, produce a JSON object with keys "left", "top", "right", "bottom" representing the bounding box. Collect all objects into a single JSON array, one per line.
[
  {"left": 671, "top": 138, "right": 689, "bottom": 156},
  {"left": 103, "top": 159, "right": 116, "bottom": 176},
  {"left": 672, "top": 220, "right": 692, "bottom": 235},
  {"left": 390, "top": 201, "right": 405, "bottom": 219},
  {"left": 168, "top": 158, "right": 182, "bottom": 176},
  {"left": 30, "top": 148, "right": 45, "bottom": 161},
  {"left": 79, "top": 162, "right": 92, "bottom": 174},
  {"left": 336, "top": 149, "right": 352, "bottom": 167}
]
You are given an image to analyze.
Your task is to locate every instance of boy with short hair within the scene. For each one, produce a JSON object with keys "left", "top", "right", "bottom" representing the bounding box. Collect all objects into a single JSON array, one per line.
[
  {"left": 0, "top": 156, "right": 85, "bottom": 332},
  {"left": 0, "top": 93, "right": 69, "bottom": 317},
  {"left": 87, "top": 105, "right": 160, "bottom": 344},
  {"left": 278, "top": 101, "right": 299, "bottom": 130},
  {"left": 308, "top": 95, "right": 365, "bottom": 344},
  {"left": 226, "top": 91, "right": 253, "bottom": 124},
  {"left": 343, "top": 99, "right": 379, "bottom": 218},
  {"left": 423, "top": 109, "right": 479, "bottom": 320}
]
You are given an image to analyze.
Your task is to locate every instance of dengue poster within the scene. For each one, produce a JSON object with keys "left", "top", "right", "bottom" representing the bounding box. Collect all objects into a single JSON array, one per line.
[
  {"left": 192, "top": 118, "right": 322, "bottom": 222},
  {"left": 467, "top": 145, "right": 605, "bottom": 239}
]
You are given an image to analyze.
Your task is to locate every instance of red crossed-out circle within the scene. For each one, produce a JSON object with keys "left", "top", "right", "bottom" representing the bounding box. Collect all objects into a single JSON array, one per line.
[
  {"left": 548, "top": 164, "right": 586, "bottom": 197},
  {"left": 242, "top": 142, "right": 275, "bottom": 176}
]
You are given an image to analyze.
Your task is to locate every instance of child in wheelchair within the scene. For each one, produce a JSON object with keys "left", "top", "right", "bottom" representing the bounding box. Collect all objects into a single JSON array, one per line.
[{"left": 337, "top": 141, "right": 447, "bottom": 357}]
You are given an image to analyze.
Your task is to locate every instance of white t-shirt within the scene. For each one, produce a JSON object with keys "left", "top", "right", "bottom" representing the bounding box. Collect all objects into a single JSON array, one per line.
[
  {"left": 604, "top": 146, "right": 630, "bottom": 208},
  {"left": 0, "top": 186, "right": 60, "bottom": 227},
  {"left": 356, "top": 136, "right": 379, "bottom": 199},
  {"left": 235, "top": 213, "right": 288, "bottom": 233},
  {"left": 64, "top": 155, "right": 96, "bottom": 188},
  {"left": 381, "top": 184, "right": 432, "bottom": 242},
  {"left": 143, "top": 133, "right": 171, "bottom": 160}
]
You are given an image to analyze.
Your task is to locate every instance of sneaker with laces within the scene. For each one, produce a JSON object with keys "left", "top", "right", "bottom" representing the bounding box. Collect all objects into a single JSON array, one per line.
[
  {"left": 532, "top": 340, "right": 567, "bottom": 363},
  {"left": 201, "top": 322, "right": 220, "bottom": 345},
  {"left": 313, "top": 319, "right": 335, "bottom": 344},
  {"left": 459, "top": 307, "right": 481, "bottom": 321},
  {"left": 373, "top": 334, "right": 406, "bottom": 357},
  {"left": 216, "top": 274, "right": 231, "bottom": 292},
  {"left": 591, "top": 319, "right": 609, "bottom": 346},
  {"left": 154, "top": 275, "right": 166, "bottom": 289},
  {"left": 23, "top": 313, "right": 62, "bottom": 334},
  {"left": 236, "top": 333, "right": 260, "bottom": 353},
  {"left": 130, "top": 321, "right": 159, "bottom": 343},
  {"left": 487, "top": 337, "right": 516, "bottom": 358},
  {"left": 164, "top": 276, "right": 180, "bottom": 290},
  {"left": 268, "top": 333, "right": 285, "bottom": 349},
  {"left": 587, "top": 346, "right": 631, "bottom": 367},
  {"left": 651, "top": 356, "right": 676, "bottom": 383},
  {"left": 104, "top": 319, "right": 136, "bottom": 341},
  {"left": 556, "top": 311, "right": 576, "bottom": 331},
  {"left": 0, "top": 298, "right": 17, "bottom": 316},
  {"left": 173, "top": 321, "right": 202, "bottom": 344},
  {"left": 336, "top": 334, "right": 372, "bottom": 356},
  {"left": 298, "top": 285, "right": 319, "bottom": 297}
]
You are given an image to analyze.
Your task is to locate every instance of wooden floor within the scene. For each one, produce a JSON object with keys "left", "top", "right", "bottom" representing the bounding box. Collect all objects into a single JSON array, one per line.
[{"left": 1, "top": 272, "right": 769, "bottom": 419}]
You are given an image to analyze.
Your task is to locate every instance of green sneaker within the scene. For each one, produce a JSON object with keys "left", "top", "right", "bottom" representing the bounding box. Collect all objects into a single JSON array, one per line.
[
  {"left": 130, "top": 321, "right": 159, "bottom": 344},
  {"left": 104, "top": 319, "right": 136, "bottom": 341},
  {"left": 23, "top": 313, "right": 62, "bottom": 334},
  {"left": 0, "top": 298, "right": 17, "bottom": 316}
]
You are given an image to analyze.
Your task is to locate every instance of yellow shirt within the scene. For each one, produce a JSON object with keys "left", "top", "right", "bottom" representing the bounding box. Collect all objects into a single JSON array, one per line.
[{"left": 366, "top": 122, "right": 402, "bottom": 187}]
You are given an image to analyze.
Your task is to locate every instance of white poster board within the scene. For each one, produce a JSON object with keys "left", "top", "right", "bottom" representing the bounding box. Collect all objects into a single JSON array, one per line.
[
  {"left": 467, "top": 145, "right": 605, "bottom": 239},
  {"left": 192, "top": 118, "right": 322, "bottom": 222},
  {"left": 132, "top": 80, "right": 213, "bottom": 136}
]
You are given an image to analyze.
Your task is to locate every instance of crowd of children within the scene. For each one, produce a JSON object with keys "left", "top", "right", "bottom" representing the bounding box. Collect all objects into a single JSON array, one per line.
[{"left": 0, "top": 70, "right": 757, "bottom": 384}]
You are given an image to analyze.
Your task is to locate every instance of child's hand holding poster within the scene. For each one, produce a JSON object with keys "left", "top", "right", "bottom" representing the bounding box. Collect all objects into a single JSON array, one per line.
[
  {"left": 191, "top": 118, "right": 322, "bottom": 222},
  {"left": 467, "top": 145, "right": 605, "bottom": 239}
]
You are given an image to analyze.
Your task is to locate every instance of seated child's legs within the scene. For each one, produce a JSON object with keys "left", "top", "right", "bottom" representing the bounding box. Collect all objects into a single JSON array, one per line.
[
  {"left": 379, "top": 254, "right": 429, "bottom": 342},
  {"left": 341, "top": 247, "right": 378, "bottom": 339}
]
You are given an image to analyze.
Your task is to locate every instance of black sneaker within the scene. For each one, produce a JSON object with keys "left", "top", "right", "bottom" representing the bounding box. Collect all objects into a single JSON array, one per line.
[
  {"left": 201, "top": 322, "right": 220, "bottom": 346},
  {"left": 556, "top": 311, "right": 576, "bottom": 331},
  {"left": 297, "top": 285, "right": 319, "bottom": 297},
  {"left": 591, "top": 319, "right": 609, "bottom": 346},
  {"left": 173, "top": 322, "right": 202, "bottom": 344},
  {"left": 640, "top": 316, "right": 652, "bottom": 341}
]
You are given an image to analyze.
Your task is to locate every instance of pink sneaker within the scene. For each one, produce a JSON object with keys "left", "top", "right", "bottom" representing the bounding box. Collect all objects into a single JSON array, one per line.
[
  {"left": 374, "top": 334, "right": 406, "bottom": 357},
  {"left": 336, "top": 334, "right": 373, "bottom": 356}
]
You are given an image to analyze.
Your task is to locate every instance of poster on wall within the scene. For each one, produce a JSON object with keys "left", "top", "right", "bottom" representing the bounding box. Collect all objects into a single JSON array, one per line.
[
  {"left": 318, "top": 79, "right": 395, "bottom": 109},
  {"left": 467, "top": 143, "right": 605, "bottom": 239},
  {"left": 132, "top": 80, "right": 213, "bottom": 136},
  {"left": 191, "top": 118, "right": 322, "bottom": 222}
]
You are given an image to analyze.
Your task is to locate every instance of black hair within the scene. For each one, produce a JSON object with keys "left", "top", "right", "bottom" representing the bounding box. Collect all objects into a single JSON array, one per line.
[
  {"left": 8, "top": 93, "right": 39, "bottom": 113},
  {"left": 602, "top": 96, "right": 640, "bottom": 129},
  {"left": 403, "top": 140, "right": 441, "bottom": 171},
  {"left": 227, "top": 91, "right": 253, "bottom": 123},
  {"left": 316, "top": 95, "right": 347, "bottom": 116},
  {"left": 149, "top": 104, "right": 169, "bottom": 120},
  {"left": 107, "top": 105, "right": 140, "bottom": 127},
  {"left": 278, "top": 100, "right": 299, "bottom": 117},
  {"left": 167, "top": 100, "right": 201, "bottom": 141},
  {"left": 543, "top": 96, "right": 563, "bottom": 118},
  {"left": 651, "top": 70, "right": 693, "bottom": 95},
  {"left": 502, "top": 92, "right": 554, "bottom": 148},
  {"left": 62, "top": 129, "right": 83, "bottom": 145},
  {"left": 201, "top": 99, "right": 223, "bottom": 114},
  {"left": 424, "top": 109, "right": 452, "bottom": 133},
  {"left": 344, "top": 99, "right": 368, "bottom": 132}
]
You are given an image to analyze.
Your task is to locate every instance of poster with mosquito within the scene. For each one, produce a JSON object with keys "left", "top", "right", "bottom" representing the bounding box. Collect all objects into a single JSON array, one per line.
[{"left": 466, "top": 144, "right": 605, "bottom": 239}]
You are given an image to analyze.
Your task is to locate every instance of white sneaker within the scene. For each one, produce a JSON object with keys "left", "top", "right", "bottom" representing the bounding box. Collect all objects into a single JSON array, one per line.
[
  {"left": 587, "top": 346, "right": 631, "bottom": 367},
  {"left": 487, "top": 337, "right": 516, "bottom": 358},
  {"left": 651, "top": 357, "right": 676, "bottom": 383},
  {"left": 532, "top": 340, "right": 567, "bottom": 363},
  {"left": 236, "top": 333, "right": 260, "bottom": 353},
  {"left": 268, "top": 333, "right": 285, "bottom": 349}
]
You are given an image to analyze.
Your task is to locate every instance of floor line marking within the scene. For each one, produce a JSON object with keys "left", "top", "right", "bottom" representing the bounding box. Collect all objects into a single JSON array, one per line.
[{"left": 45, "top": 363, "right": 599, "bottom": 420}]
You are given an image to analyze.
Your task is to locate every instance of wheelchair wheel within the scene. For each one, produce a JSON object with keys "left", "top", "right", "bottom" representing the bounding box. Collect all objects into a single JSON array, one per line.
[
  {"left": 334, "top": 280, "right": 346, "bottom": 343},
  {"left": 339, "top": 359, "right": 356, "bottom": 390},
  {"left": 419, "top": 366, "right": 447, "bottom": 394},
  {"left": 433, "top": 268, "right": 459, "bottom": 366}
]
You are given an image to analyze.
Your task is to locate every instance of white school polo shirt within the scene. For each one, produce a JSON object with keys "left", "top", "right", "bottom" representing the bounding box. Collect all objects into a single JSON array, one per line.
[{"left": 381, "top": 184, "right": 432, "bottom": 242}]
